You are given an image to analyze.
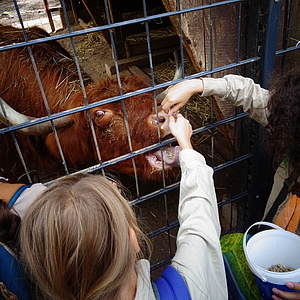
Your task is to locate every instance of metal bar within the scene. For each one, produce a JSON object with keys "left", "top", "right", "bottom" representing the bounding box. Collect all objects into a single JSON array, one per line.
[
  {"left": 209, "top": 0, "right": 215, "bottom": 167},
  {"left": 246, "top": 0, "right": 281, "bottom": 225},
  {"left": 104, "top": 0, "right": 141, "bottom": 195},
  {"left": 0, "top": 0, "right": 245, "bottom": 52},
  {"left": 2, "top": 0, "right": 298, "bottom": 275},
  {"left": 261, "top": 0, "right": 281, "bottom": 88},
  {"left": 0, "top": 54, "right": 261, "bottom": 135}
]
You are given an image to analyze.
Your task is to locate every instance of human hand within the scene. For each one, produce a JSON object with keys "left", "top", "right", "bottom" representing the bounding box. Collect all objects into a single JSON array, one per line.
[
  {"left": 162, "top": 78, "right": 204, "bottom": 115},
  {"left": 272, "top": 282, "right": 300, "bottom": 299},
  {"left": 169, "top": 113, "right": 193, "bottom": 150}
]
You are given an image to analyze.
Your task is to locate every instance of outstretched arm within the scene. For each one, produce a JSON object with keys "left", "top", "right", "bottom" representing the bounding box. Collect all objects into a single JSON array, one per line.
[
  {"left": 162, "top": 75, "right": 270, "bottom": 126},
  {"left": 168, "top": 114, "right": 227, "bottom": 299},
  {"left": 162, "top": 79, "right": 203, "bottom": 115}
]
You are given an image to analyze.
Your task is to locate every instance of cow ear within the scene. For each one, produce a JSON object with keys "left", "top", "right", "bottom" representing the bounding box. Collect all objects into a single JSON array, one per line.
[{"left": 92, "top": 109, "right": 113, "bottom": 128}]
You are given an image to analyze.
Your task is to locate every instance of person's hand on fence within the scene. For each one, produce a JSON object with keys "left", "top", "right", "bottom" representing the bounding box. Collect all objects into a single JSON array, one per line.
[
  {"left": 169, "top": 113, "right": 193, "bottom": 150},
  {"left": 162, "top": 78, "right": 204, "bottom": 115},
  {"left": 272, "top": 282, "right": 300, "bottom": 300}
]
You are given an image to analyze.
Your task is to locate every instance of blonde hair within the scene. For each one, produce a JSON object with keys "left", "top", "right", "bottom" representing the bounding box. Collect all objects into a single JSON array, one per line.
[{"left": 20, "top": 173, "right": 147, "bottom": 300}]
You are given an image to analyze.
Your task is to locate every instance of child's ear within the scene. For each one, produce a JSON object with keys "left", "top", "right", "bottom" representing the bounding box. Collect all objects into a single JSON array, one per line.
[{"left": 128, "top": 227, "right": 140, "bottom": 253}]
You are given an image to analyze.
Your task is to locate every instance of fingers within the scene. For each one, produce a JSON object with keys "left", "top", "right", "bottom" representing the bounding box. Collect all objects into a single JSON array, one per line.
[
  {"left": 272, "top": 282, "right": 300, "bottom": 300},
  {"left": 272, "top": 295, "right": 284, "bottom": 300},
  {"left": 161, "top": 78, "right": 204, "bottom": 113},
  {"left": 272, "top": 291, "right": 299, "bottom": 300},
  {"left": 161, "top": 83, "right": 188, "bottom": 113},
  {"left": 287, "top": 282, "right": 300, "bottom": 291},
  {"left": 170, "top": 113, "right": 192, "bottom": 135},
  {"left": 169, "top": 113, "right": 184, "bottom": 123},
  {"left": 169, "top": 113, "right": 180, "bottom": 129},
  {"left": 170, "top": 104, "right": 184, "bottom": 115},
  {"left": 169, "top": 113, "right": 193, "bottom": 150},
  {"left": 169, "top": 113, "right": 186, "bottom": 132},
  {"left": 162, "top": 98, "right": 182, "bottom": 115},
  {"left": 162, "top": 98, "right": 186, "bottom": 115}
]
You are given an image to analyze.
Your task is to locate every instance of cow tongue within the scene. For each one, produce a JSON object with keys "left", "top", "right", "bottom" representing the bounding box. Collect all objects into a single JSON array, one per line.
[{"left": 146, "top": 146, "right": 181, "bottom": 169}]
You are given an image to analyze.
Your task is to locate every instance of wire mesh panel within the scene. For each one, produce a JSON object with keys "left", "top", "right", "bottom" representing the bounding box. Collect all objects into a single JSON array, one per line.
[{"left": 1, "top": 0, "right": 300, "bottom": 275}]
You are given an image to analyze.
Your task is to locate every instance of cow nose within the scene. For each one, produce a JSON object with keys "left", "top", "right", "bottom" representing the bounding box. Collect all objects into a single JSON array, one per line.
[
  {"left": 158, "top": 110, "right": 171, "bottom": 135},
  {"left": 148, "top": 110, "right": 171, "bottom": 136}
]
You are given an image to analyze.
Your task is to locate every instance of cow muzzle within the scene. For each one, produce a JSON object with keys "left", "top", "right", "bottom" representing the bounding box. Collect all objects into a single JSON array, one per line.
[
  {"left": 146, "top": 109, "right": 181, "bottom": 171},
  {"left": 147, "top": 109, "right": 171, "bottom": 137},
  {"left": 145, "top": 145, "right": 181, "bottom": 172}
]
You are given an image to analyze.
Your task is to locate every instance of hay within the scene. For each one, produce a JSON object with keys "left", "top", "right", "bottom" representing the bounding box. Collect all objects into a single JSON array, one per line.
[
  {"left": 126, "top": 26, "right": 175, "bottom": 43},
  {"left": 185, "top": 95, "right": 211, "bottom": 126},
  {"left": 76, "top": 32, "right": 106, "bottom": 58},
  {"left": 75, "top": 21, "right": 107, "bottom": 59}
]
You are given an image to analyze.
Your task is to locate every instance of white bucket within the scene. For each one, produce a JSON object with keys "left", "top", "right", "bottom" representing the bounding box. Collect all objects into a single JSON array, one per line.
[{"left": 243, "top": 221, "right": 300, "bottom": 299}]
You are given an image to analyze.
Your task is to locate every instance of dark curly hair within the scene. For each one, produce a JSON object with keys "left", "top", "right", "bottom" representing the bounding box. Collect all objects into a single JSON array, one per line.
[
  {"left": 265, "top": 69, "right": 300, "bottom": 175},
  {"left": 0, "top": 200, "right": 21, "bottom": 252}
]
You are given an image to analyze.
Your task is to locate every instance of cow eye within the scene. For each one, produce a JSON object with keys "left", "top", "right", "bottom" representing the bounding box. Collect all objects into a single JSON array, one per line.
[
  {"left": 95, "top": 110, "right": 105, "bottom": 118},
  {"left": 92, "top": 108, "right": 113, "bottom": 128}
]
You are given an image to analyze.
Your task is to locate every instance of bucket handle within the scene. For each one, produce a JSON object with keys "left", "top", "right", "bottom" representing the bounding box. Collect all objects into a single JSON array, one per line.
[{"left": 243, "top": 221, "right": 285, "bottom": 282}]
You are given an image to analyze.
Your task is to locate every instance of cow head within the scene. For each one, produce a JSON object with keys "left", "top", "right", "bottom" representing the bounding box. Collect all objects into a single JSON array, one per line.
[
  {"left": 58, "top": 75, "right": 181, "bottom": 181},
  {"left": 1, "top": 75, "right": 180, "bottom": 181}
]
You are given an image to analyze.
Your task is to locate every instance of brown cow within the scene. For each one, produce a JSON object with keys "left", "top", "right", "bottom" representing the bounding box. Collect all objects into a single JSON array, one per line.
[{"left": 0, "top": 25, "right": 181, "bottom": 183}]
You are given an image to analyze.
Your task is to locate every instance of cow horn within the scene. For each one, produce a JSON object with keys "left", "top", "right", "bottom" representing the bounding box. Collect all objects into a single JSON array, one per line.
[
  {"left": 0, "top": 97, "right": 73, "bottom": 135},
  {"left": 156, "top": 49, "right": 184, "bottom": 102}
]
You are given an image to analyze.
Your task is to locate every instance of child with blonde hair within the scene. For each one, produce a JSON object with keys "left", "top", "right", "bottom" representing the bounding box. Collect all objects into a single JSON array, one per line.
[{"left": 2, "top": 113, "right": 227, "bottom": 300}]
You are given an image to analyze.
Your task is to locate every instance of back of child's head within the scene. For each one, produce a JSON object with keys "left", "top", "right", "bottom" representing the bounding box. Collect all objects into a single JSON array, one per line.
[{"left": 20, "top": 173, "right": 143, "bottom": 300}]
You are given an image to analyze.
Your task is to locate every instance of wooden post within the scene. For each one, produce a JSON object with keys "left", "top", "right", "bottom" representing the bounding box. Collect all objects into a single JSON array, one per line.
[{"left": 43, "top": 0, "right": 55, "bottom": 32}]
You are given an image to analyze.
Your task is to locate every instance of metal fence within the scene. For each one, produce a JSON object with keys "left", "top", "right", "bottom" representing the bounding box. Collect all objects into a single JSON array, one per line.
[{"left": 1, "top": 0, "right": 300, "bottom": 275}]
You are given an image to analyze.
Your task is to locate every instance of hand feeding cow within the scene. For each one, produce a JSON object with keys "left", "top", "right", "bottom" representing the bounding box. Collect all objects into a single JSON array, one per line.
[{"left": 0, "top": 25, "right": 181, "bottom": 183}]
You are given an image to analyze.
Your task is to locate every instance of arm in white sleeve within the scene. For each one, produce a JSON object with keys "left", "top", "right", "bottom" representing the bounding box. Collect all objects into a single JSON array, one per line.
[
  {"left": 171, "top": 149, "right": 227, "bottom": 300},
  {"left": 202, "top": 74, "right": 271, "bottom": 126}
]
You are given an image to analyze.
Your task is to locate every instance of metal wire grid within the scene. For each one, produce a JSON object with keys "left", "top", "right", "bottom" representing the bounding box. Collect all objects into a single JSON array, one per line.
[{"left": 1, "top": 0, "right": 300, "bottom": 270}]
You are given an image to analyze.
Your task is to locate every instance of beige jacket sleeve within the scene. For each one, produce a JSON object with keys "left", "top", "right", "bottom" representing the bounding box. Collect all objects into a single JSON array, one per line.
[
  {"left": 201, "top": 75, "right": 290, "bottom": 224},
  {"left": 202, "top": 75, "right": 271, "bottom": 127},
  {"left": 171, "top": 149, "right": 228, "bottom": 300}
]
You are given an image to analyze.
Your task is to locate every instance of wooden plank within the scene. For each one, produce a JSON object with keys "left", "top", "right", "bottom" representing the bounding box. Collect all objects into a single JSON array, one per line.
[
  {"left": 127, "top": 35, "right": 179, "bottom": 57},
  {"left": 105, "top": 45, "right": 179, "bottom": 75},
  {"left": 161, "top": 0, "right": 247, "bottom": 74},
  {"left": 128, "top": 66, "right": 153, "bottom": 86},
  {"left": 161, "top": 0, "right": 249, "bottom": 149},
  {"left": 128, "top": 66, "right": 164, "bottom": 95},
  {"left": 161, "top": 0, "right": 204, "bottom": 72}
]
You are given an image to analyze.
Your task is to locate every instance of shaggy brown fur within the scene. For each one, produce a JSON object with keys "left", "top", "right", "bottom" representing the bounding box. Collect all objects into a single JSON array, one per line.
[{"left": 0, "top": 25, "right": 177, "bottom": 183}]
